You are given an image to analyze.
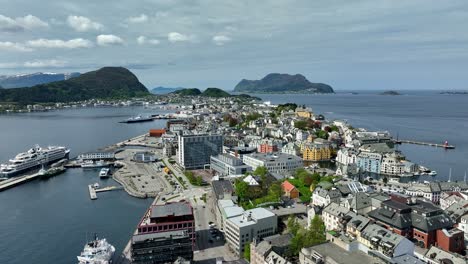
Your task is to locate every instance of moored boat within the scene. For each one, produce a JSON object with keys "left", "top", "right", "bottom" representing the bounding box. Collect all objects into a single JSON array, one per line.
[
  {"left": 77, "top": 234, "right": 115, "bottom": 264},
  {"left": 99, "top": 168, "right": 110, "bottom": 178}
]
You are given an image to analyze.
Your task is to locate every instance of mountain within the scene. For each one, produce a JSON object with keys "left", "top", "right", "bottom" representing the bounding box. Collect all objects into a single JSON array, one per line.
[
  {"left": 234, "top": 73, "right": 334, "bottom": 94},
  {"left": 150, "top": 87, "right": 185, "bottom": 95},
  {"left": 172, "top": 88, "right": 202, "bottom": 96},
  {"left": 0, "top": 67, "right": 149, "bottom": 103},
  {"left": 201, "top": 87, "right": 231, "bottom": 97},
  {"left": 0, "top": 72, "right": 80, "bottom": 88},
  {"left": 380, "top": 90, "right": 401, "bottom": 96}
]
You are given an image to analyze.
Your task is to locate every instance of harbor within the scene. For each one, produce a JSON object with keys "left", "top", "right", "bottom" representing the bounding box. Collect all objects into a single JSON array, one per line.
[
  {"left": 88, "top": 184, "right": 123, "bottom": 200},
  {"left": 395, "top": 139, "right": 455, "bottom": 149}
]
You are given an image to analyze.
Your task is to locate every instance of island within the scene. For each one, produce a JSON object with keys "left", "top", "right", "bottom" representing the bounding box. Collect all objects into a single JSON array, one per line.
[
  {"left": 233, "top": 73, "right": 334, "bottom": 94},
  {"left": 150, "top": 87, "right": 185, "bottom": 95},
  {"left": 0, "top": 67, "right": 149, "bottom": 103},
  {"left": 380, "top": 90, "right": 402, "bottom": 96},
  {"left": 172, "top": 87, "right": 261, "bottom": 100},
  {"left": 440, "top": 91, "right": 468, "bottom": 95}
]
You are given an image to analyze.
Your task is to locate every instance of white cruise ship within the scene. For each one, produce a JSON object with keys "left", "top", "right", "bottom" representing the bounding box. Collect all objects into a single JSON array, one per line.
[
  {"left": 77, "top": 234, "right": 115, "bottom": 264},
  {"left": 0, "top": 145, "right": 70, "bottom": 177}
]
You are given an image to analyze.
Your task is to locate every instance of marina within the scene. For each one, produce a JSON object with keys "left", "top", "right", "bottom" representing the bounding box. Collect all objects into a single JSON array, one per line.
[{"left": 88, "top": 184, "right": 123, "bottom": 200}]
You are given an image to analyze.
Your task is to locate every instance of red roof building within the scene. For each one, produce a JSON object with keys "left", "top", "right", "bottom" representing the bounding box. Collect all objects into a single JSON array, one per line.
[{"left": 282, "top": 180, "right": 299, "bottom": 199}]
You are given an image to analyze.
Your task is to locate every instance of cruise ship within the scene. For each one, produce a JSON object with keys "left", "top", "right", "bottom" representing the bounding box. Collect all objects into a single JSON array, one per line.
[{"left": 0, "top": 145, "right": 70, "bottom": 177}]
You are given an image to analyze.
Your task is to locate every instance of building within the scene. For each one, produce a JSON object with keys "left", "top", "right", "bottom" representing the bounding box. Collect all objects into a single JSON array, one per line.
[
  {"left": 368, "top": 197, "right": 463, "bottom": 252},
  {"left": 322, "top": 202, "right": 350, "bottom": 231},
  {"left": 133, "top": 152, "right": 158, "bottom": 163},
  {"left": 210, "top": 154, "right": 252, "bottom": 176},
  {"left": 217, "top": 199, "right": 245, "bottom": 230},
  {"left": 356, "top": 152, "right": 382, "bottom": 174},
  {"left": 312, "top": 187, "right": 341, "bottom": 208},
  {"left": 380, "top": 152, "right": 407, "bottom": 176},
  {"left": 295, "top": 107, "right": 313, "bottom": 119},
  {"left": 423, "top": 246, "right": 467, "bottom": 264},
  {"left": 149, "top": 129, "right": 166, "bottom": 137},
  {"left": 302, "top": 142, "right": 331, "bottom": 161},
  {"left": 300, "top": 242, "right": 385, "bottom": 264},
  {"left": 178, "top": 133, "right": 223, "bottom": 169},
  {"left": 336, "top": 148, "right": 358, "bottom": 166},
  {"left": 242, "top": 152, "right": 303, "bottom": 174},
  {"left": 281, "top": 180, "right": 299, "bottom": 199},
  {"left": 358, "top": 224, "right": 415, "bottom": 260},
  {"left": 167, "top": 119, "right": 188, "bottom": 132},
  {"left": 225, "top": 208, "right": 278, "bottom": 256},
  {"left": 131, "top": 202, "right": 195, "bottom": 264},
  {"left": 212, "top": 179, "right": 235, "bottom": 200},
  {"left": 258, "top": 139, "right": 282, "bottom": 153},
  {"left": 281, "top": 142, "right": 300, "bottom": 156},
  {"left": 250, "top": 234, "right": 292, "bottom": 264}
]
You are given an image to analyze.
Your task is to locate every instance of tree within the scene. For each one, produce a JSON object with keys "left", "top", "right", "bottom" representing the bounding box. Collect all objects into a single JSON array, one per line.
[
  {"left": 306, "top": 215, "right": 326, "bottom": 246},
  {"left": 243, "top": 242, "right": 251, "bottom": 261},
  {"left": 269, "top": 182, "right": 282, "bottom": 199},
  {"left": 294, "top": 120, "right": 308, "bottom": 130},
  {"left": 235, "top": 180, "right": 249, "bottom": 201},
  {"left": 287, "top": 216, "right": 301, "bottom": 236}
]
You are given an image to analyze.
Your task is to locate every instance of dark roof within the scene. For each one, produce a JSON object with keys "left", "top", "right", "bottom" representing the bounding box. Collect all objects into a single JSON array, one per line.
[
  {"left": 150, "top": 202, "right": 193, "bottom": 219},
  {"left": 212, "top": 179, "right": 234, "bottom": 199}
]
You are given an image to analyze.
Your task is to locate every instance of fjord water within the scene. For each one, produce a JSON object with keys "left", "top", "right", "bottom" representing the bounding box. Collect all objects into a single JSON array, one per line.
[{"left": 0, "top": 91, "right": 467, "bottom": 263}]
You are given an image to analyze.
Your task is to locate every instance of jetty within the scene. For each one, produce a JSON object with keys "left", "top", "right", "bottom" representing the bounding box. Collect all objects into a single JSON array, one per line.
[
  {"left": 394, "top": 139, "right": 455, "bottom": 149},
  {"left": 88, "top": 185, "right": 123, "bottom": 200}
]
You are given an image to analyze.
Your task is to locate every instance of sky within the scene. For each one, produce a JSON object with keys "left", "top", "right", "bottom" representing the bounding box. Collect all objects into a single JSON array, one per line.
[{"left": 1, "top": 0, "right": 468, "bottom": 90}]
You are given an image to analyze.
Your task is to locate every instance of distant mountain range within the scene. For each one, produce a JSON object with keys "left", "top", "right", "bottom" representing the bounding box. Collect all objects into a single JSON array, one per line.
[
  {"left": 234, "top": 73, "right": 334, "bottom": 94},
  {"left": 150, "top": 87, "right": 185, "bottom": 94},
  {"left": 0, "top": 72, "right": 80, "bottom": 89},
  {"left": 0, "top": 67, "right": 149, "bottom": 103}
]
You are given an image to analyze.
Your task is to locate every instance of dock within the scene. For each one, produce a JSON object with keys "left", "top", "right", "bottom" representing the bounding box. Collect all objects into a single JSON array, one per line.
[
  {"left": 88, "top": 185, "right": 122, "bottom": 200},
  {"left": 395, "top": 139, "right": 455, "bottom": 149},
  {"left": 0, "top": 173, "right": 40, "bottom": 192},
  {"left": 88, "top": 185, "right": 97, "bottom": 200}
]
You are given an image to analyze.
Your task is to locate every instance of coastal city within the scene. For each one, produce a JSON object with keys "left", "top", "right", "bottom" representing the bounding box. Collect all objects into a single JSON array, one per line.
[
  {"left": 1, "top": 93, "right": 467, "bottom": 264},
  {"left": 2, "top": 1, "right": 468, "bottom": 264}
]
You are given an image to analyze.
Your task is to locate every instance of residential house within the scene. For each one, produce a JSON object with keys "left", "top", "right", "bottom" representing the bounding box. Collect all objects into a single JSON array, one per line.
[
  {"left": 322, "top": 202, "right": 350, "bottom": 231},
  {"left": 281, "top": 180, "right": 299, "bottom": 199}
]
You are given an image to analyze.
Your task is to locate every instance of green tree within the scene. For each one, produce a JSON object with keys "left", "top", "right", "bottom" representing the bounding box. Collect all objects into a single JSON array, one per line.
[
  {"left": 235, "top": 180, "right": 249, "bottom": 201},
  {"left": 383, "top": 177, "right": 388, "bottom": 184},
  {"left": 243, "top": 243, "right": 251, "bottom": 261},
  {"left": 287, "top": 216, "right": 301, "bottom": 236},
  {"left": 294, "top": 120, "right": 308, "bottom": 130},
  {"left": 306, "top": 215, "right": 326, "bottom": 246},
  {"left": 269, "top": 182, "right": 282, "bottom": 199}
]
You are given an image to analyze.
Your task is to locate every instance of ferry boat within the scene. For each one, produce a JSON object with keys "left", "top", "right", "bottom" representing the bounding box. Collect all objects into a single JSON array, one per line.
[
  {"left": 77, "top": 234, "right": 115, "bottom": 264},
  {"left": 81, "top": 160, "right": 107, "bottom": 169},
  {"left": 119, "top": 115, "right": 153, "bottom": 123},
  {"left": 99, "top": 168, "right": 110, "bottom": 178},
  {"left": 39, "top": 166, "right": 66, "bottom": 179},
  {"left": 0, "top": 145, "right": 70, "bottom": 178}
]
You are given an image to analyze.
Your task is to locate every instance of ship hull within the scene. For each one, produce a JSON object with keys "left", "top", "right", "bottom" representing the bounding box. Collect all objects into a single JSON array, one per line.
[{"left": 1, "top": 151, "right": 69, "bottom": 178}]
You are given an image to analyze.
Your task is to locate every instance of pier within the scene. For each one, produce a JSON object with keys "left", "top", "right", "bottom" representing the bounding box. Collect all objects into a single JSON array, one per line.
[
  {"left": 394, "top": 139, "right": 455, "bottom": 149},
  {"left": 88, "top": 185, "right": 123, "bottom": 200},
  {"left": 0, "top": 173, "right": 40, "bottom": 192}
]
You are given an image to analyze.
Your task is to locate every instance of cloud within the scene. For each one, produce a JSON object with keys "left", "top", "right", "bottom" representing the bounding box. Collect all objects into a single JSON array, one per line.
[
  {"left": 0, "top": 14, "right": 48, "bottom": 32},
  {"left": 168, "top": 32, "right": 191, "bottom": 43},
  {"left": 0, "top": 41, "right": 33, "bottom": 52},
  {"left": 0, "top": 59, "right": 67, "bottom": 69},
  {"left": 24, "top": 59, "right": 67, "bottom": 68},
  {"left": 137, "top": 36, "right": 160, "bottom": 45},
  {"left": 96, "top": 34, "right": 124, "bottom": 46},
  {"left": 27, "top": 38, "right": 93, "bottom": 49},
  {"left": 67, "top": 15, "right": 103, "bottom": 32},
  {"left": 212, "top": 35, "right": 231, "bottom": 45},
  {"left": 127, "top": 14, "right": 148, "bottom": 23}
]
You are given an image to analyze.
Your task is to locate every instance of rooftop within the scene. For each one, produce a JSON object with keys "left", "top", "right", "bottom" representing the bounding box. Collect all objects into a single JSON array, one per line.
[
  {"left": 301, "top": 242, "right": 385, "bottom": 264},
  {"left": 150, "top": 201, "right": 193, "bottom": 219},
  {"left": 227, "top": 208, "right": 276, "bottom": 228},
  {"left": 244, "top": 152, "right": 302, "bottom": 163}
]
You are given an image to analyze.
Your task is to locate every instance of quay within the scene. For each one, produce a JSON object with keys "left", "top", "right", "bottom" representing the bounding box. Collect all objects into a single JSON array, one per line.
[
  {"left": 0, "top": 173, "right": 41, "bottom": 192},
  {"left": 88, "top": 185, "right": 97, "bottom": 200},
  {"left": 394, "top": 139, "right": 455, "bottom": 149}
]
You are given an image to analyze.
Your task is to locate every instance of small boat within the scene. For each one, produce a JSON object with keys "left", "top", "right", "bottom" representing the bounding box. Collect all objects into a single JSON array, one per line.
[
  {"left": 389, "top": 178, "right": 400, "bottom": 183},
  {"left": 429, "top": 171, "right": 437, "bottom": 176},
  {"left": 77, "top": 234, "right": 115, "bottom": 264},
  {"left": 82, "top": 160, "right": 107, "bottom": 169},
  {"left": 93, "top": 183, "right": 100, "bottom": 189},
  {"left": 99, "top": 168, "right": 110, "bottom": 178},
  {"left": 39, "top": 166, "right": 66, "bottom": 179}
]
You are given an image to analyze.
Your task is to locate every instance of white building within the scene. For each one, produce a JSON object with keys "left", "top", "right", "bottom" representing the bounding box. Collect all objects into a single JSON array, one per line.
[
  {"left": 225, "top": 208, "right": 278, "bottom": 256},
  {"left": 242, "top": 153, "right": 303, "bottom": 174},
  {"left": 322, "top": 202, "right": 350, "bottom": 231},
  {"left": 311, "top": 187, "right": 341, "bottom": 208},
  {"left": 210, "top": 154, "right": 252, "bottom": 176},
  {"left": 336, "top": 148, "right": 358, "bottom": 166}
]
